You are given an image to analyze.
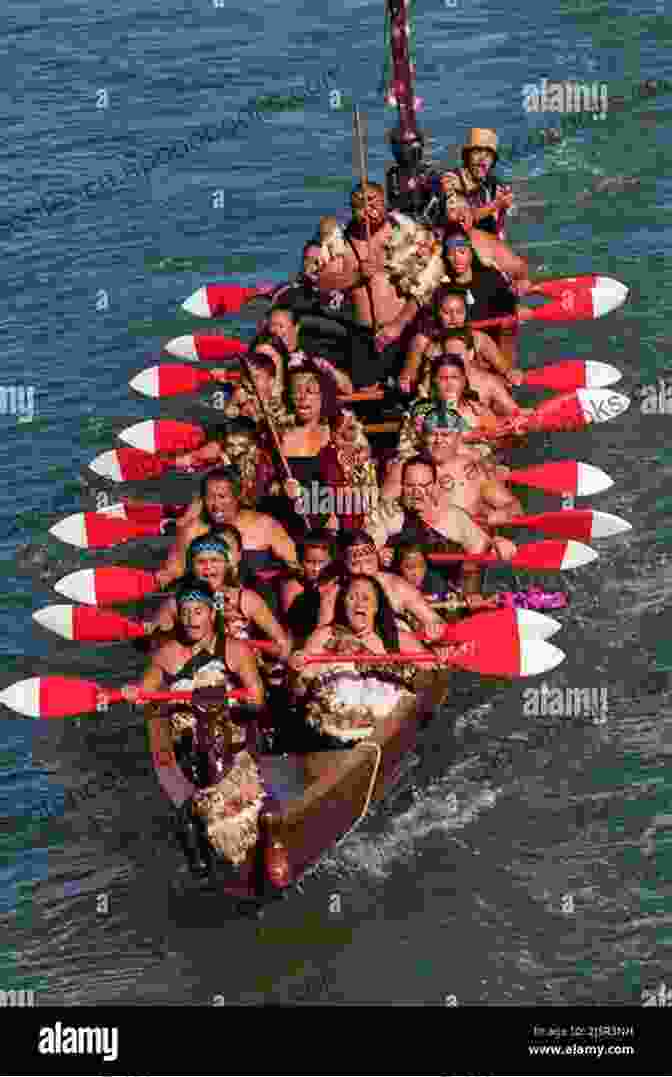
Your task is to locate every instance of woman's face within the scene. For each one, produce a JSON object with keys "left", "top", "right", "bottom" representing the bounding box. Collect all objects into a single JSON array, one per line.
[
  {"left": 345, "top": 542, "right": 378, "bottom": 576},
  {"left": 303, "top": 544, "right": 331, "bottom": 581},
  {"left": 250, "top": 366, "right": 274, "bottom": 399},
  {"left": 192, "top": 552, "right": 229, "bottom": 589},
  {"left": 256, "top": 342, "right": 281, "bottom": 375},
  {"left": 439, "top": 296, "right": 467, "bottom": 328},
  {"left": 292, "top": 373, "right": 322, "bottom": 422},
  {"left": 399, "top": 551, "right": 427, "bottom": 590},
  {"left": 178, "top": 600, "right": 215, "bottom": 641},
  {"left": 445, "top": 244, "right": 472, "bottom": 276},
  {"left": 434, "top": 362, "right": 466, "bottom": 402},
  {"left": 344, "top": 579, "right": 377, "bottom": 632}
]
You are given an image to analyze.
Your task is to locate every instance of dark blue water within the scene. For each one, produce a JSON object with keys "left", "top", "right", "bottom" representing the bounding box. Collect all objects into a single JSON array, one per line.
[{"left": 1, "top": 0, "right": 671, "bottom": 1010}]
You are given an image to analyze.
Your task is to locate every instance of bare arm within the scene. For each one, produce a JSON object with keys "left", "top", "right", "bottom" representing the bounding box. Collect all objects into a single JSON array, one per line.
[
  {"left": 318, "top": 248, "right": 360, "bottom": 292},
  {"left": 400, "top": 332, "right": 430, "bottom": 385},
  {"left": 480, "top": 479, "right": 523, "bottom": 527},
  {"left": 280, "top": 578, "right": 304, "bottom": 615},
  {"left": 267, "top": 517, "right": 298, "bottom": 567},
  {"left": 473, "top": 330, "right": 511, "bottom": 378},
  {"left": 483, "top": 376, "right": 520, "bottom": 418},
  {"left": 227, "top": 638, "right": 265, "bottom": 706},
  {"left": 389, "top": 575, "right": 443, "bottom": 634},
  {"left": 244, "top": 591, "right": 291, "bottom": 660}
]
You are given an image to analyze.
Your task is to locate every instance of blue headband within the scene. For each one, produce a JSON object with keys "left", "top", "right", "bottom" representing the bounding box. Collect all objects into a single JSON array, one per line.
[
  {"left": 176, "top": 588, "right": 216, "bottom": 608},
  {"left": 188, "top": 535, "right": 231, "bottom": 562},
  {"left": 443, "top": 234, "right": 472, "bottom": 250}
]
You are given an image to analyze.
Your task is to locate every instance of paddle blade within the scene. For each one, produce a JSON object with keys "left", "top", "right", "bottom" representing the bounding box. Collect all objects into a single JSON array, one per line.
[
  {"left": 441, "top": 607, "right": 560, "bottom": 643},
  {"left": 532, "top": 275, "right": 628, "bottom": 320},
  {"left": 33, "top": 605, "right": 145, "bottom": 643},
  {"left": 522, "top": 359, "right": 622, "bottom": 392},
  {"left": 181, "top": 283, "right": 275, "bottom": 318},
  {"left": 89, "top": 447, "right": 170, "bottom": 482},
  {"left": 0, "top": 677, "right": 99, "bottom": 718},
  {"left": 130, "top": 365, "right": 213, "bottom": 399},
  {"left": 49, "top": 507, "right": 167, "bottom": 548},
  {"left": 510, "top": 539, "right": 598, "bottom": 571},
  {"left": 507, "top": 460, "right": 613, "bottom": 496},
  {"left": 117, "top": 420, "right": 206, "bottom": 454},
  {"left": 164, "top": 334, "right": 247, "bottom": 361},
  {"left": 509, "top": 510, "right": 631, "bottom": 542},
  {"left": 528, "top": 389, "right": 629, "bottom": 433},
  {"left": 450, "top": 636, "right": 565, "bottom": 678},
  {"left": 54, "top": 566, "right": 158, "bottom": 606}
]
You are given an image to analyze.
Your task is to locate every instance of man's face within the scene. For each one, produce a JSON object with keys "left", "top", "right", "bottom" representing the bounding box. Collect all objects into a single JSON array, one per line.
[
  {"left": 402, "top": 464, "right": 435, "bottom": 512},
  {"left": 269, "top": 310, "right": 297, "bottom": 349},
  {"left": 439, "top": 296, "right": 467, "bottom": 328},
  {"left": 205, "top": 479, "right": 238, "bottom": 525},
  {"left": 424, "top": 427, "right": 460, "bottom": 463},
  {"left": 434, "top": 359, "right": 467, "bottom": 402},
  {"left": 303, "top": 544, "right": 331, "bottom": 581},
  {"left": 192, "top": 552, "right": 229, "bottom": 589},
  {"left": 445, "top": 244, "right": 472, "bottom": 275},
  {"left": 467, "top": 147, "right": 495, "bottom": 181},
  {"left": 345, "top": 542, "right": 378, "bottom": 576},
  {"left": 303, "top": 246, "right": 322, "bottom": 277},
  {"left": 178, "top": 600, "right": 215, "bottom": 641}
]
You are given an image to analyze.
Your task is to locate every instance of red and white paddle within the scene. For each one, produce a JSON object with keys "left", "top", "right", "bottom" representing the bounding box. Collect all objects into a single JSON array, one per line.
[
  {"left": 465, "top": 389, "right": 630, "bottom": 441},
  {"left": 181, "top": 282, "right": 277, "bottom": 318},
  {"left": 301, "top": 637, "right": 565, "bottom": 678},
  {"left": 429, "top": 539, "right": 597, "bottom": 571},
  {"left": 164, "top": 334, "right": 247, "bottom": 361},
  {"left": 54, "top": 566, "right": 159, "bottom": 605},
  {"left": 472, "top": 274, "right": 628, "bottom": 328},
  {"left": 478, "top": 509, "right": 630, "bottom": 542},
  {"left": 49, "top": 501, "right": 186, "bottom": 549},
  {"left": 0, "top": 677, "right": 251, "bottom": 719},
  {"left": 506, "top": 460, "right": 613, "bottom": 496},
  {"left": 88, "top": 447, "right": 173, "bottom": 483},
  {"left": 32, "top": 604, "right": 279, "bottom": 649},
  {"left": 521, "top": 359, "right": 621, "bottom": 392},
  {"left": 428, "top": 606, "right": 561, "bottom": 643},
  {"left": 117, "top": 420, "right": 206, "bottom": 454},
  {"left": 130, "top": 365, "right": 239, "bottom": 398}
]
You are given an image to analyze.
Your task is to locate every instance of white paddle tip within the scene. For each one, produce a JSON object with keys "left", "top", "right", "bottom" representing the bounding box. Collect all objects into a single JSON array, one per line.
[
  {"left": 49, "top": 513, "right": 87, "bottom": 548},
  {"left": 182, "top": 288, "right": 211, "bottom": 318},
  {"left": 0, "top": 678, "right": 41, "bottom": 717},
  {"left": 514, "top": 608, "right": 561, "bottom": 640},
  {"left": 89, "top": 451, "right": 124, "bottom": 483},
  {"left": 584, "top": 360, "right": 622, "bottom": 388},
  {"left": 129, "top": 368, "right": 160, "bottom": 398},
  {"left": 576, "top": 462, "right": 614, "bottom": 497},
  {"left": 118, "top": 421, "right": 156, "bottom": 453},
  {"left": 590, "top": 511, "right": 632, "bottom": 539},
  {"left": 55, "top": 569, "right": 97, "bottom": 606},
  {"left": 519, "top": 640, "right": 566, "bottom": 677},
  {"left": 164, "top": 335, "right": 199, "bottom": 361},
  {"left": 33, "top": 605, "right": 75, "bottom": 640},
  {"left": 592, "top": 276, "right": 629, "bottom": 317},
  {"left": 561, "top": 540, "right": 598, "bottom": 570}
]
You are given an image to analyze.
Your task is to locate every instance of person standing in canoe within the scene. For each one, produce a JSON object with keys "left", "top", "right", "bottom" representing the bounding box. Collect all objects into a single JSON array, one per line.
[
  {"left": 317, "top": 182, "right": 424, "bottom": 388},
  {"left": 438, "top": 128, "right": 513, "bottom": 239},
  {"left": 157, "top": 467, "right": 299, "bottom": 594}
]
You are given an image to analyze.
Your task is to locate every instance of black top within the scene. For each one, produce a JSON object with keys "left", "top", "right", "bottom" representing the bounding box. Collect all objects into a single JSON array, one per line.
[{"left": 465, "top": 262, "right": 517, "bottom": 321}]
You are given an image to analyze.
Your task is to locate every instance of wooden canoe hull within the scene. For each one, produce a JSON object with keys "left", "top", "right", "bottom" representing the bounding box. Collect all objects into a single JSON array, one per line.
[{"left": 147, "top": 667, "right": 452, "bottom": 897}]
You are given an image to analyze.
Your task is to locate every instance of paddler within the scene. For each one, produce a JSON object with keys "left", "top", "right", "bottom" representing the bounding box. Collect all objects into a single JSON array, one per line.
[
  {"left": 279, "top": 529, "right": 341, "bottom": 645},
  {"left": 401, "top": 284, "right": 523, "bottom": 394},
  {"left": 438, "top": 128, "right": 513, "bottom": 238},
  {"left": 221, "top": 351, "right": 294, "bottom": 433},
  {"left": 157, "top": 467, "right": 299, "bottom": 598},
  {"left": 441, "top": 233, "right": 535, "bottom": 368},
  {"left": 146, "top": 531, "right": 290, "bottom": 663},
  {"left": 99, "top": 580, "right": 274, "bottom": 878},
  {"left": 317, "top": 182, "right": 423, "bottom": 389},
  {"left": 173, "top": 417, "right": 277, "bottom": 504},
  {"left": 385, "top": 127, "right": 440, "bottom": 223},
  {"left": 289, "top": 574, "right": 445, "bottom": 747},
  {"left": 266, "top": 306, "right": 354, "bottom": 394}
]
